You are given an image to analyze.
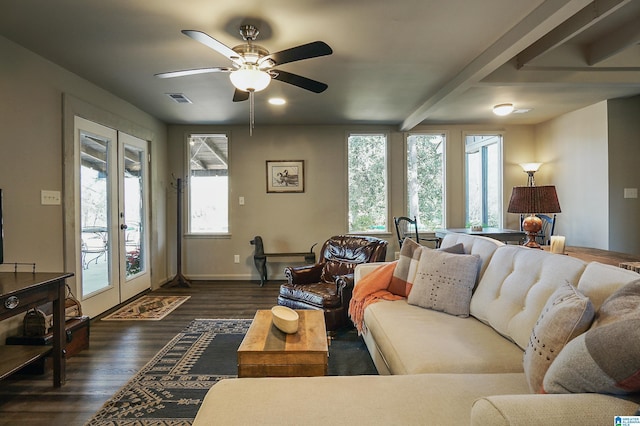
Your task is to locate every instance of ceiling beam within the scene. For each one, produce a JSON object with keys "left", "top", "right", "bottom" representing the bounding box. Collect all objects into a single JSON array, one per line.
[
  {"left": 587, "top": 16, "right": 640, "bottom": 64},
  {"left": 400, "top": 0, "right": 593, "bottom": 131},
  {"left": 516, "top": 0, "right": 631, "bottom": 69},
  {"left": 202, "top": 139, "right": 228, "bottom": 168}
]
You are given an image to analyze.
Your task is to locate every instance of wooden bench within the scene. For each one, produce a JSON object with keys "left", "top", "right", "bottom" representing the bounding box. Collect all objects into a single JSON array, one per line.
[{"left": 250, "top": 236, "right": 316, "bottom": 286}]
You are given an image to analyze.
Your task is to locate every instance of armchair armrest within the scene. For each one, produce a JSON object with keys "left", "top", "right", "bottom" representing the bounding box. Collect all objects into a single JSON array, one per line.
[
  {"left": 336, "top": 273, "right": 355, "bottom": 308},
  {"left": 335, "top": 273, "right": 355, "bottom": 291},
  {"left": 284, "top": 262, "right": 325, "bottom": 285}
]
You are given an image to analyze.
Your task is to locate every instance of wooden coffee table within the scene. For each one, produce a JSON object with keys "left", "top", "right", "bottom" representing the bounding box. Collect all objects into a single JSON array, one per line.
[{"left": 237, "top": 309, "right": 328, "bottom": 378}]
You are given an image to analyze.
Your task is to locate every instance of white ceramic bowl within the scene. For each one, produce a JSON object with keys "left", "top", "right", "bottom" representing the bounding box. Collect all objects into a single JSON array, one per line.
[{"left": 271, "top": 306, "right": 299, "bottom": 334}]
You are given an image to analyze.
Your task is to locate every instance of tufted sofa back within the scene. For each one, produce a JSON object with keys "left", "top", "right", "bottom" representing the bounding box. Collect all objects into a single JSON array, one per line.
[
  {"left": 440, "top": 233, "right": 504, "bottom": 282},
  {"left": 318, "top": 235, "right": 388, "bottom": 283},
  {"left": 470, "top": 245, "right": 587, "bottom": 350}
]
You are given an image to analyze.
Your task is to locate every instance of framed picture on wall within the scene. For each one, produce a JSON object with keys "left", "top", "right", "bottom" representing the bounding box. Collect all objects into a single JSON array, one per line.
[{"left": 266, "top": 160, "right": 304, "bottom": 193}]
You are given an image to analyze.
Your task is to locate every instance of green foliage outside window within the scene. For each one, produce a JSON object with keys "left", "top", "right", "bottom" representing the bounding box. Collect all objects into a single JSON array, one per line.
[
  {"left": 407, "top": 134, "right": 444, "bottom": 230},
  {"left": 348, "top": 134, "right": 387, "bottom": 232}
]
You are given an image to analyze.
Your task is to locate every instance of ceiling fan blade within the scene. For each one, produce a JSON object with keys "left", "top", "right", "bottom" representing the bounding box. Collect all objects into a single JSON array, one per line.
[
  {"left": 272, "top": 70, "right": 328, "bottom": 93},
  {"left": 266, "top": 41, "right": 332, "bottom": 66},
  {"left": 233, "top": 89, "right": 250, "bottom": 102},
  {"left": 181, "top": 30, "right": 238, "bottom": 60},
  {"left": 155, "top": 67, "right": 231, "bottom": 79}
]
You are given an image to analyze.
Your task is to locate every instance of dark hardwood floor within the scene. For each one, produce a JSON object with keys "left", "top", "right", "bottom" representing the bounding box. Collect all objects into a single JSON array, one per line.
[{"left": 0, "top": 281, "right": 281, "bottom": 426}]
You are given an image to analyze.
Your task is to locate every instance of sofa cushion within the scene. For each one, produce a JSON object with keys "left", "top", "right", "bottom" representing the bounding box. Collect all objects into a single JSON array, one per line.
[
  {"left": 408, "top": 249, "right": 480, "bottom": 317},
  {"left": 194, "top": 373, "right": 530, "bottom": 426},
  {"left": 363, "top": 300, "right": 525, "bottom": 374},
  {"left": 471, "top": 393, "right": 640, "bottom": 426},
  {"left": 523, "top": 282, "right": 594, "bottom": 393},
  {"left": 543, "top": 279, "right": 640, "bottom": 395},
  {"left": 470, "top": 245, "right": 586, "bottom": 350}
]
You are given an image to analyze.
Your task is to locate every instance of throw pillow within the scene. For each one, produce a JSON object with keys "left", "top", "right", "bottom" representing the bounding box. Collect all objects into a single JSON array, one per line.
[
  {"left": 388, "top": 238, "right": 423, "bottom": 296},
  {"left": 407, "top": 249, "right": 480, "bottom": 317},
  {"left": 522, "top": 282, "right": 595, "bottom": 393},
  {"left": 543, "top": 279, "right": 640, "bottom": 395},
  {"left": 389, "top": 241, "right": 466, "bottom": 297}
]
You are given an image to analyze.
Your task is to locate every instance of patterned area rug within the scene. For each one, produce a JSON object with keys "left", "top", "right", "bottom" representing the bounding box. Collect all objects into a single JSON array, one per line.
[
  {"left": 102, "top": 295, "right": 191, "bottom": 321},
  {"left": 84, "top": 319, "right": 377, "bottom": 425},
  {"left": 85, "top": 319, "right": 250, "bottom": 425}
]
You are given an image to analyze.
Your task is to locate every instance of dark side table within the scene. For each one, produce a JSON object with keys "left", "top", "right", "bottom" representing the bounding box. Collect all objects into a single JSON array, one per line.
[{"left": 0, "top": 272, "right": 73, "bottom": 387}]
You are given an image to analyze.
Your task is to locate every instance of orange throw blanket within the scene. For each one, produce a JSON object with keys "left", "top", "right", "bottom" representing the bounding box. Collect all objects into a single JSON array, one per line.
[{"left": 348, "top": 261, "right": 404, "bottom": 334}]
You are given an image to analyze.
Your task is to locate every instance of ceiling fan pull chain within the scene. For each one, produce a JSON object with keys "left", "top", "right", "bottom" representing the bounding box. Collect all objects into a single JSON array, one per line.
[{"left": 249, "top": 89, "right": 255, "bottom": 136}]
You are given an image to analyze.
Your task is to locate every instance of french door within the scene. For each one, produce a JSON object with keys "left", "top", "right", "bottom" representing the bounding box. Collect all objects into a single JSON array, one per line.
[{"left": 75, "top": 117, "right": 150, "bottom": 317}]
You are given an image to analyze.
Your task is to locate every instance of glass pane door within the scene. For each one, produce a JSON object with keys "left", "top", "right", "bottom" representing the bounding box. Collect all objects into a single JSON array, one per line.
[
  {"left": 75, "top": 118, "right": 150, "bottom": 316},
  {"left": 119, "top": 133, "right": 150, "bottom": 300},
  {"left": 77, "top": 117, "right": 119, "bottom": 316}
]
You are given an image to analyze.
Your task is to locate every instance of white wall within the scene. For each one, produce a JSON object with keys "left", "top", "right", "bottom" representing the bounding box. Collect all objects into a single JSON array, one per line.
[
  {"left": 167, "top": 123, "right": 535, "bottom": 281},
  {"left": 535, "top": 102, "right": 609, "bottom": 249},
  {"left": 0, "top": 36, "right": 168, "bottom": 340}
]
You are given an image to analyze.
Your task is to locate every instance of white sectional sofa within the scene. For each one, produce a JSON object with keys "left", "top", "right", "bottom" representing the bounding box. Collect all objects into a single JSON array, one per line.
[{"left": 193, "top": 233, "right": 640, "bottom": 425}]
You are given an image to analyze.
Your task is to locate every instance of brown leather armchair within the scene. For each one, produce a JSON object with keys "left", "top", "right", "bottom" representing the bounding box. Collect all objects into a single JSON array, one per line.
[{"left": 277, "top": 235, "right": 388, "bottom": 332}]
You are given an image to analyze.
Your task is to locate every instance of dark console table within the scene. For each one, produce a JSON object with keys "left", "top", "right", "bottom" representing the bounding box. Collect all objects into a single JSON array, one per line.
[{"left": 0, "top": 272, "right": 73, "bottom": 387}]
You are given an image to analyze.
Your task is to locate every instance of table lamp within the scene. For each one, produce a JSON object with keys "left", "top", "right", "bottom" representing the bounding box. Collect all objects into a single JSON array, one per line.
[{"left": 507, "top": 185, "right": 561, "bottom": 249}]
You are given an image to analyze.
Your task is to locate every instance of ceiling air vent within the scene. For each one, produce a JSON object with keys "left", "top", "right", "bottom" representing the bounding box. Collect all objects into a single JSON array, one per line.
[{"left": 166, "top": 93, "right": 192, "bottom": 104}]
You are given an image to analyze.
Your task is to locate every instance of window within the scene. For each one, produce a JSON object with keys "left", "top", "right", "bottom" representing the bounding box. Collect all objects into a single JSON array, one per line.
[
  {"left": 187, "top": 133, "right": 229, "bottom": 233},
  {"left": 465, "top": 134, "right": 502, "bottom": 228},
  {"left": 348, "top": 133, "right": 388, "bottom": 233},
  {"left": 406, "top": 133, "right": 445, "bottom": 230}
]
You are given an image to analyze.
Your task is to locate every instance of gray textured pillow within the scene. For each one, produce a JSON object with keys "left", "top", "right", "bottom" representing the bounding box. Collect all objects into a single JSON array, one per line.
[
  {"left": 543, "top": 279, "right": 640, "bottom": 395},
  {"left": 407, "top": 249, "right": 480, "bottom": 317},
  {"left": 523, "top": 282, "right": 594, "bottom": 393}
]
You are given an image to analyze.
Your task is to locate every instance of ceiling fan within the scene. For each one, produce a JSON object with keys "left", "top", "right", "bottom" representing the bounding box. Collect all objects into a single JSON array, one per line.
[
  {"left": 156, "top": 24, "right": 332, "bottom": 134},
  {"left": 155, "top": 24, "right": 332, "bottom": 101}
]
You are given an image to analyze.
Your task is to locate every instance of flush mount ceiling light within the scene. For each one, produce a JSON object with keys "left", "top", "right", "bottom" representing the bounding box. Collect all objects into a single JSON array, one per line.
[
  {"left": 268, "top": 97, "right": 286, "bottom": 105},
  {"left": 493, "top": 103, "right": 515, "bottom": 116}
]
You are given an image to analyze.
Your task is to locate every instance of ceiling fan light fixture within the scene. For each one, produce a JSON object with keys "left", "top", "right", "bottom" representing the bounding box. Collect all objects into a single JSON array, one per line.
[
  {"left": 493, "top": 103, "right": 515, "bottom": 116},
  {"left": 229, "top": 65, "right": 271, "bottom": 92}
]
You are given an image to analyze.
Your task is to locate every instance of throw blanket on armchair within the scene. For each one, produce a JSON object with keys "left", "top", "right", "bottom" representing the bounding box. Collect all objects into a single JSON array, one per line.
[{"left": 348, "top": 261, "right": 403, "bottom": 334}]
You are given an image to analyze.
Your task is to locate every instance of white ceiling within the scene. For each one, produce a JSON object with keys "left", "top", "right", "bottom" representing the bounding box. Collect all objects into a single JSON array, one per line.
[{"left": 1, "top": 0, "right": 639, "bottom": 129}]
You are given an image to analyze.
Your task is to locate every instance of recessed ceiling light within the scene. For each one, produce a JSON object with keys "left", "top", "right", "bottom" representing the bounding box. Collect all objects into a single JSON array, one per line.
[
  {"left": 513, "top": 108, "right": 532, "bottom": 114},
  {"left": 268, "top": 98, "right": 286, "bottom": 105}
]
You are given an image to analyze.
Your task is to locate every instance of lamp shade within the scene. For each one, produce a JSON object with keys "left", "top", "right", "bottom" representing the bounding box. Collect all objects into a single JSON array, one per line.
[
  {"left": 507, "top": 185, "right": 561, "bottom": 214},
  {"left": 229, "top": 65, "right": 271, "bottom": 92}
]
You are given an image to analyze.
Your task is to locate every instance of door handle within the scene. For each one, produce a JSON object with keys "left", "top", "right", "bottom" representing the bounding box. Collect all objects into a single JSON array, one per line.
[{"left": 120, "top": 224, "right": 128, "bottom": 230}]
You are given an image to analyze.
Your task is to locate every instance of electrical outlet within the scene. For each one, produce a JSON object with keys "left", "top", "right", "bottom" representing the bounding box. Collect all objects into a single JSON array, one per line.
[
  {"left": 239, "top": 196, "right": 245, "bottom": 205},
  {"left": 234, "top": 254, "right": 240, "bottom": 263}
]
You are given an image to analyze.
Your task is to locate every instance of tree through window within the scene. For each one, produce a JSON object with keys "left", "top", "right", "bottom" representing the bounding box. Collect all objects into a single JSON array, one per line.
[
  {"left": 406, "top": 133, "right": 445, "bottom": 230},
  {"left": 348, "top": 133, "right": 388, "bottom": 233}
]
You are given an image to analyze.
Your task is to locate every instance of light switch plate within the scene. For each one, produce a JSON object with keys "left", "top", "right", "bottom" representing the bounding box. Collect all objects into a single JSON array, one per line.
[
  {"left": 41, "top": 190, "right": 61, "bottom": 205},
  {"left": 624, "top": 188, "right": 638, "bottom": 199}
]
